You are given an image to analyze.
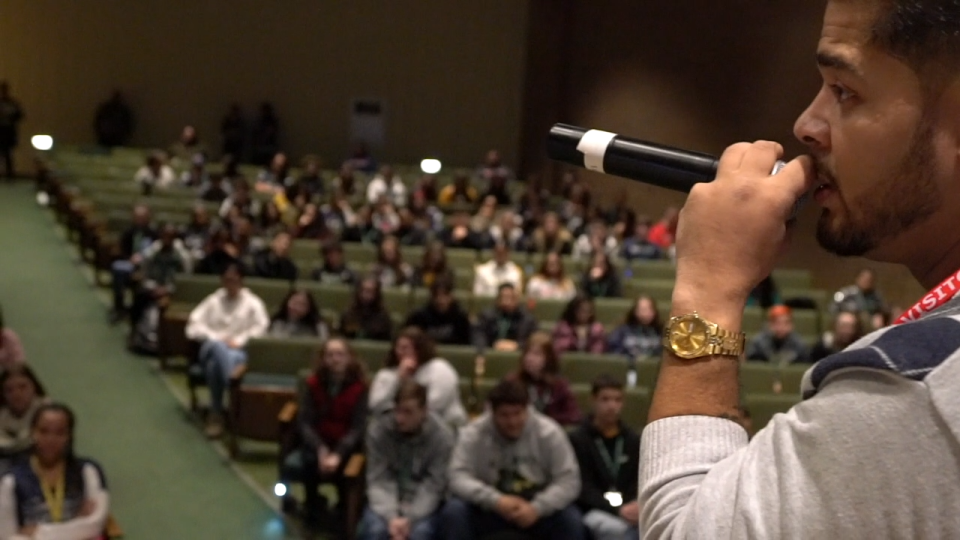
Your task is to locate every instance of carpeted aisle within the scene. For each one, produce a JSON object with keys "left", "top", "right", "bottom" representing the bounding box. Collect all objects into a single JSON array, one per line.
[{"left": 0, "top": 183, "right": 295, "bottom": 539}]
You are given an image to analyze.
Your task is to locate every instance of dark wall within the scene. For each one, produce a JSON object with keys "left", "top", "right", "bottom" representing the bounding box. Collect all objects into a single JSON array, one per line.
[{"left": 521, "top": 0, "right": 923, "bottom": 306}]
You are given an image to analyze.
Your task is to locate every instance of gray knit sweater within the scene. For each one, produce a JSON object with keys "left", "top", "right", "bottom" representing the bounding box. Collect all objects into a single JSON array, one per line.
[{"left": 640, "top": 299, "right": 960, "bottom": 538}]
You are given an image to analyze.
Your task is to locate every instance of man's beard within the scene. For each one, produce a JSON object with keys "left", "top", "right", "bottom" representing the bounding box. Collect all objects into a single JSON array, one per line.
[{"left": 816, "top": 120, "right": 941, "bottom": 256}]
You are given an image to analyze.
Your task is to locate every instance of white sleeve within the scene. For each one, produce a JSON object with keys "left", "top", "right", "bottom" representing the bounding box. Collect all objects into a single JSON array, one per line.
[
  {"left": 368, "top": 369, "right": 400, "bottom": 415},
  {"left": 0, "top": 475, "right": 18, "bottom": 540},
  {"left": 35, "top": 464, "right": 109, "bottom": 540},
  {"left": 423, "top": 360, "right": 460, "bottom": 414},
  {"left": 185, "top": 294, "right": 217, "bottom": 341},
  {"left": 234, "top": 296, "right": 270, "bottom": 348}
]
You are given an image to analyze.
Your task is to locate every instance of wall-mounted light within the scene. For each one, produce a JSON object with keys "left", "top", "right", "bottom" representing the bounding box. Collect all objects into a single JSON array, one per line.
[
  {"left": 420, "top": 158, "right": 441, "bottom": 174},
  {"left": 31, "top": 135, "right": 54, "bottom": 151}
]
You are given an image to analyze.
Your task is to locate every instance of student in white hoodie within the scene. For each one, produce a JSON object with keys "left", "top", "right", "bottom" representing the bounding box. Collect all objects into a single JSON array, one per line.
[
  {"left": 185, "top": 263, "right": 269, "bottom": 438},
  {"left": 368, "top": 327, "right": 466, "bottom": 428}
]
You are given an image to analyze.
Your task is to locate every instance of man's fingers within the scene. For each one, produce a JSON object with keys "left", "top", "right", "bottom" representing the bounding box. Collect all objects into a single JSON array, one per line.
[
  {"left": 739, "top": 141, "right": 783, "bottom": 175},
  {"left": 777, "top": 155, "right": 817, "bottom": 199},
  {"left": 716, "top": 142, "right": 752, "bottom": 174}
]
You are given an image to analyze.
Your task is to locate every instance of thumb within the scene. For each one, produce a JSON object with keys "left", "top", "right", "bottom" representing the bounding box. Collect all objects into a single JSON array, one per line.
[{"left": 777, "top": 155, "right": 817, "bottom": 200}]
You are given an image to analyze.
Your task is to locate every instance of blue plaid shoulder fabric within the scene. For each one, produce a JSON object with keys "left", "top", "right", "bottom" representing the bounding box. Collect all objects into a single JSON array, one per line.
[{"left": 801, "top": 314, "right": 960, "bottom": 399}]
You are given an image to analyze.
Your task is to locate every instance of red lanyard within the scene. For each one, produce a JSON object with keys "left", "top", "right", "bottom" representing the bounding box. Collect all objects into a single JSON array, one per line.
[{"left": 894, "top": 269, "right": 960, "bottom": 325}]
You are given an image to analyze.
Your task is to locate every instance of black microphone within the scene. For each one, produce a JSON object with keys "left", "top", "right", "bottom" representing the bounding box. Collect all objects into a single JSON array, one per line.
[{"left": 546, "top": 123, "right": 803, "bottom": 216}]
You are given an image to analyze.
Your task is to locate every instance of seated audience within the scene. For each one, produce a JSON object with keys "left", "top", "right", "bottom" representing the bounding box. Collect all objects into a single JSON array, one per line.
[
  {"left": 319, "top": 190, "right": 358, "bottom": 237},
  {"left": 256, "top": 152, "right": 294, "bottom": 193},
  {"left": 395, "top": 207, "right": 430, "bottom": 247},
  {"left": 439, "top": 210, "right": 483, "bottom": 251},
  {"left": 475, "top": 149, "right": 515, "bottom": 184},
  {"left": 871, "top": 309, "right": 894, "bottom": 330},
  {"left": 179, "top": 153, "right": 209, "bottom": 188},
  {"left": 405, "top": 278, "right": 472, "bottom": 346},
  {"left": 620, "top": 217, "right": 663, "bottom": 262},
  {"left": 526, "top": 252, "right": 577, "bottom": 301},
  {"left": 168, "top": 124, "right": 207, "bottom": 164},
  {"left": 0, "top": 404, "right": 110, "bottom": 539},
  {"left": 343, "top": 141, "right": 378, "bottom": 174},
  {"left": 195, "top": 227, "right": 244, "bottom": 276},
  {"left": 332, "top": 164, "right": 364, "bottom": 201},
  {"left": 607, "top": 295, "right": 662, "bottom": 360},
  {"left": 367, "top": 165, "right": 407, "bottom": 207},
  {"left": 408, "top": 192, "right": 445, "bottom": 233},
  {"left": 474, "top": 241, "right": 524, "bottom": 297},
  {"left": 133, "top": 151, "right": 176, "bottom": 193},
  {"left": 488, "top": 210, "right": 526, "bottom": 252},
  {"left": 482, "top": 174, "right": 512, "bottom": 206},
  {"left": 269, "top": 290, "right": 330, "bottom": 340},
  {"left": 252, "top": 231, "right": 299, "bottom": 281},
  {"left": 295, "top": 203, "right": 333, "bottom": 241},
  {"left": 811, "top": 310, "right": 865, "bottom": 362},
  {"left": 553, "top": 295, "right": 607, "bottom": 354},
  {"left": 831, "top": 268, "right": 887, "bottom": 315},
  {"left": 581, "top": 253, "right": 622, "bottom": 299},
  {"left": 296, "top": 156, "right": 325, "bottom": 199},
  {"left": 746, "top": 305, "right": 811, "bottom": 364},
  {"left": 647, "top": 206, "right": 678, "bottom": 250},
  {"left": 109, "top": 205, "right": 157, "bottom": 323},
  {"left": 219, "top": 179, "right": 261, "bottom": 220},
  {"left": 0, "top": 365, "right": 47, "bottom": 471},
  {"left": 569, "top": 375, "right": 641, "bottom": 540},
  {"left": 258, "top": 201, "right": 287, "bottom": 239},
  {"left": 0, "top": 304, "right": 25, "bottom": 369},
  {"left": 182, "top": 205, "right": 213, "bottom": 263},
  {"left": 441, "top": 379, "right": 584, "bottom": 540},
  {"left": 506, "top": 332, "right": 581, "bottom": 425},
  {"left": 371, "top": 199, "right": 401, "bottom": 237},
  {"left": 412, "top": 174, "right": 438, "bottom": 203},
  {"left": 339, "top": 277, "right": 394, "bottom": 341},
  {"left": 128, "top": 224, "right": 191, "bottom": 353},
  {"left": 369, "top": 327, "right": 466, "bottom": 427},
  {"left": 361, "top": 381, "right": 454, "bottom": 540},
  {"left": 438, "top": 174, "right": 479, "bottom": 207},
  {"left": 531, "top": 212, "right": 573, "bottom": 255},
  {"left": 411, "top": 241, "right": 455, "bottom": 290},
  {"left": 473, "top": 284, "right": 538, "bottom": 352},
  {"left": 470, "top": 195, "right": 499, "bottom": 235},
  {"left": 312, "top": 240, "right": 358, "bottom": 286},
  {"left": 371, "top": 235, "right": 412, "bottom": 289},
  {"left": 282, "top": 337, "right": 368, "bottom": 525},
  {"left": 572, "top": 219, "right": 619, "bottom": 261},
  {"left": 185, "top": 264, "right": 270, "bottom": 437}
]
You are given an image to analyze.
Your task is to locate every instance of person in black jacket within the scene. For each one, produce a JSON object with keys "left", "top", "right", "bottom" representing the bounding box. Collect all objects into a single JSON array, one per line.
[
  {"left": 311, "top": 240, "right": 358, "bottom": 285},
  {"left": 472, "top": 283, "right": 538, "bottom": 352},
  {"left": 252, "top": 230, "right": 298, "bottom": 281},
  {"left": 580, "top": 252, "right": 623, "bottom": 299},
  {"left": 404, "top": 277, "right": 472, "bottom": 345},
  {"left": 109, "top": 204, "right": 157, "bottom": 323},
  {"left": 569, "top": 375, "right": 641, "bottom": 540}
]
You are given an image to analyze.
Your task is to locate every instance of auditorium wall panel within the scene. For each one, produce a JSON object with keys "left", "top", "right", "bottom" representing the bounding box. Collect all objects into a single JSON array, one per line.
[{"left": 0, "top": 0, "right": 528, "bottom": 167}]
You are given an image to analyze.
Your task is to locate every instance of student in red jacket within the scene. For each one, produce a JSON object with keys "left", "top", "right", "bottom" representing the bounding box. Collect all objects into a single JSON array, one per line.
[
  {"left": 506, "top": 332, "right": 581, "bottom": 426},
  {"left": 287, "top": 337, "right": 368, "bottom": 526}
]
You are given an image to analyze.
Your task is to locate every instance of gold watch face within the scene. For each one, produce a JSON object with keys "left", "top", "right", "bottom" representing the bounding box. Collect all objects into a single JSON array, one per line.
[{"left": 667, "top": 314, "right": 710, "bottom": 358}]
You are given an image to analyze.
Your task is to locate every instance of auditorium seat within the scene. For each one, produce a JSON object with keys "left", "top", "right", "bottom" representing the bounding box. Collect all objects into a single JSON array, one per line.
[{"left": 561, "top": 353, "right": 629, "bottom": 386}]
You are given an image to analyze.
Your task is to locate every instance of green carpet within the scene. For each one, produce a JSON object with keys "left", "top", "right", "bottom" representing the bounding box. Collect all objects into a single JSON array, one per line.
[{"left": 0, "top": 183, "right": 300, "bottom": 539}]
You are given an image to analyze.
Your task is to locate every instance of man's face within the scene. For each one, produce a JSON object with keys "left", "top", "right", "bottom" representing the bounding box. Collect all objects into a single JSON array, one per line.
[
  {"left": 325, "top": 248, "right": 343, "bottom": 268},
  {"left": 432, "top": 290, "right": 453, "bottom": 313},
  {"left": 271, "top": 233, "right": 291, "bottom": 257},
  {"left": 795, "top": 2, "right": 954, "bottom": 263},
  {"left": 493, "top": 403, "right": 528, "bottom": 440},
  {"left": 593, "top": 388, "right": 624, "bottom": 426},
  {"left": 222, "top": 270, "right": 243, "bottom": 297},
  {"left": 393, "top": 398, "right": 427, "bottom": 434},
  {"left": 497, "top": 287, "right": 518, "bottom": 312},
  {"left": 769, "top": 314, "right": 794, "bottom": 340},
  {"left": 855, "top": 269, "right": 875, "bottom": 291},
  {"left": 133, "top": 207, "right": 150, "bottom": 227}
]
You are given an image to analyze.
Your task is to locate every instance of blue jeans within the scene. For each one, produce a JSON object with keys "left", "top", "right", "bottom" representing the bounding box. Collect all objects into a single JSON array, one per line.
[
  {"left": 199, "top": 340, "right": 247, "bottom": 414},
  {"left": 359, "top": 506, "right": 439, "bottom": 540},
  {"left": 111, "top": 260, "right": 136, "bottom": 312},
  {"left": 583, "top": 509, "right": 641, "bottom": 540},
  {"left": 440, "top": 497, "right": 586, "bottom": 540}
]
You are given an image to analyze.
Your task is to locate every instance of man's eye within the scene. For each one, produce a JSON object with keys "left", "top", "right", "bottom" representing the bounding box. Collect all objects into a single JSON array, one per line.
[{"left": 830, "top": 84, "right": 854, "bottom": 103}]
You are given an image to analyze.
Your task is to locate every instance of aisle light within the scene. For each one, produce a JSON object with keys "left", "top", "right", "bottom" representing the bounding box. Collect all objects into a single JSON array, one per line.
[
  {"left": 420, "top": 158, "right": 442, "bottom": 174},
  {"left": 31, "top": 135, "right": 54, "bottom": 151}
]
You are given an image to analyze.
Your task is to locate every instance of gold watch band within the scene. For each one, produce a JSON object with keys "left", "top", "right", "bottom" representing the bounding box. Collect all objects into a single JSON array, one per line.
[{"left": 705, "top": 325, "right": 746, "bottom": 357}]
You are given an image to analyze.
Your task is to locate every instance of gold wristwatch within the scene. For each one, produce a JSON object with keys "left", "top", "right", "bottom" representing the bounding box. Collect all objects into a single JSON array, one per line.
[{"left": 662, "top": 312, "right": 745, "bottom": 359}]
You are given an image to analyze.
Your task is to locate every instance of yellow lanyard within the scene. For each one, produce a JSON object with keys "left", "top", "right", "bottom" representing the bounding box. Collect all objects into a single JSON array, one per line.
[{"left": 30, "top": 457, "right": 66, "bottom": 523}]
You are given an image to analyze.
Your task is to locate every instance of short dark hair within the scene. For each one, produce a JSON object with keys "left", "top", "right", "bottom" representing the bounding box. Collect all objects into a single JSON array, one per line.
[
  {"left": 222, "top": 262, "right": 244, "bottom": 278},
  {"left": 497, "top": 283, "right": 516, "bottom": 295},
  {"left": 0, "top": 364, "right": 47, "bottom": 407},
  {"left": 394, "top": 380, "right": 428, "bottom": 408},
  {"left": 430, "top": 275, "right": 455, "bottom": 297},
  {"left": 487, "top": 379, "right": 529, "bottom": 410},
  {"left": 870, "top": 1, "right": 960, "bottom": 88},
  {"left": 321, "top": 239, "right": 343, "bottom": 255},
  {"left": 591, "top": 374, "right": 624, "bottom": 396},
  {"left": 386, "top": 327, "right": 437, "bottom": 368}
]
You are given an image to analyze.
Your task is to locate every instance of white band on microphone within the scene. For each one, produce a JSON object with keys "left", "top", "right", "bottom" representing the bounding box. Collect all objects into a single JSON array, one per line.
[{"left": 576, "top": 129, "right": 617, "bottom": 173}]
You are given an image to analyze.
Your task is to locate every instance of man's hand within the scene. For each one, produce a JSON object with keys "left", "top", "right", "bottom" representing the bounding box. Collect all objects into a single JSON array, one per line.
[
  {"left": 388, "top": 517, "right": 410, "bottom": 540},
  {"left": 227, "top": 339, "right": 241, "bottom": 349},
  {"left": 511, "top": 501, "right": 539, "bottom": 529},
  {"left": 495, "top": 495, "right": 524, "bottom": 519},
  {"left": 673, "top": 142, "right": 814, "bottom": 314},
  {"left": 619, "top": 501, "right": 640, "bottom": 525},
  {"left": 398, "top": 357, "right": 418, "bottom": 378},
  {"left": 320, "top": 453, "right": 341, "bottom": 474},
  {"left": 493, "top": 339, "right": 518, "bottom": 352}
]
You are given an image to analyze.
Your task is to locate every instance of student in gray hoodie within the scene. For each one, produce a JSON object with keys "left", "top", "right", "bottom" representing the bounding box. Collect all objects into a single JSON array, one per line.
[
  {"left": 441, "top": 379, "right": 586, "bottom": 540},
  {"left": 360, "top": 380, "right": 454, "bottom": 540}
]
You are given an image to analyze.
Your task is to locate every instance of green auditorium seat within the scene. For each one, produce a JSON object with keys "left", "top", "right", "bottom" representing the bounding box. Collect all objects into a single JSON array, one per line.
[
  {"left": 623, "top": 279, "right": 675, "bottom": 304},
  {"left": 772, "top": 268, "right": 813, "bottom": 290},
  {"left": 530, "top": 299, "right": 567, "bottom": 325},
  {"left": 570, "top": 384, "right": 650, "bottom": 430},
  {"left": 594, "top": 298, "right": 632, "bottom": 327},
  {"left": 243, "top": 278, "right": 295, "bottom": 311},
  {"left": 349, "top": 340, "right": 391, "bottom": 371},
  {"left": 342, "top": 243, "right": 378, "bottom": 265},
  {"left": 446, "top": 248, "right": 481, "bottom": 269},
  {"left": 623, "top": 261, "right": 675, "bottom": 281},
  {"left": 634, "top": 358, "right": 661, "bottom": 389},
  {"left": 438, "top": 345, "right": 479, "bottom": 380},
  {"left": 290, "top": 239, "right": 320, "bottom": 261},
  {"left": 382, "top": 288, "right": 414, "bottom": 320},
  {"left": 742, "top": 393, "right": 801, "bottom": 431},
  {"left": 480, "top": 351, "right": 519, "bottom": 380},
  {"left": 300, "top": 282, "right": 353, "bottom": 322},
  {"left": 561, "top": 353, "right": 629, "bottom": 386}
]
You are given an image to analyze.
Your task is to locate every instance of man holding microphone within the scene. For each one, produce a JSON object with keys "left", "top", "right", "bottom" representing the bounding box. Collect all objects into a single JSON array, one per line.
[{"left": 642, "top": 0, "right": 960, "bottom": 538}]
